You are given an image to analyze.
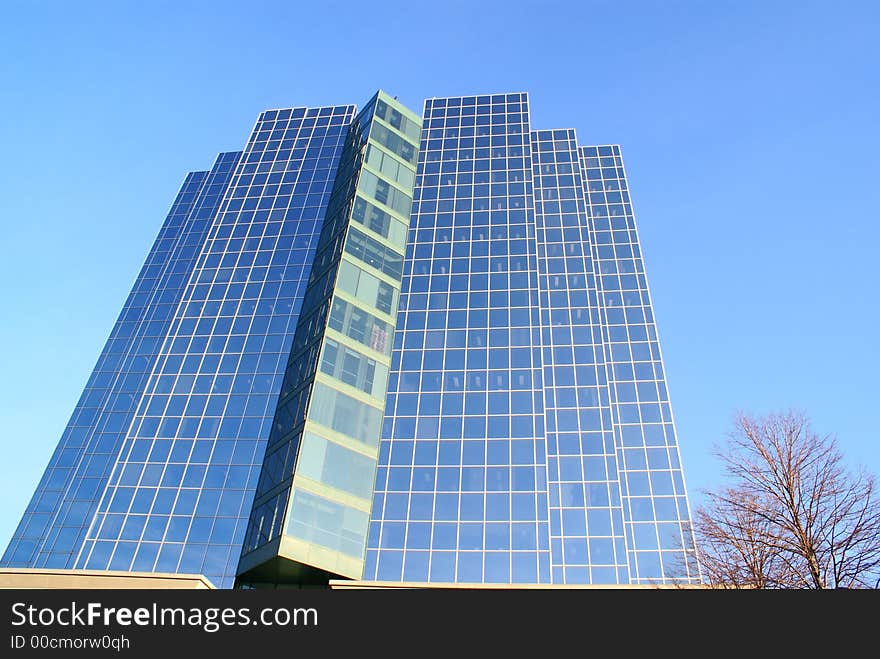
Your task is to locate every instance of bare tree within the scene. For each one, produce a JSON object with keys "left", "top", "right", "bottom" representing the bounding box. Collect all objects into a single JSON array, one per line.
[
  {"left": 695, "top": 488, "right": 794, "bottom": 588},
  {"left": 695, "top": 411, "right": 880, "bottom": 588}
]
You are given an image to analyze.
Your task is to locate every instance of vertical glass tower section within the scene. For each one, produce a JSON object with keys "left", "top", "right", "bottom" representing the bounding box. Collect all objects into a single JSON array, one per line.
[
  {"left": 238, "top": 92, "right": 421, "bottom": 585},
  {"left": 2, "top": 153, "right": 239, "bottom": 571},
  {"left": 2, "top": 104, "right": 357, "bottom": 588},
  {"left": 531, "top": 129, "right": 629, "bottom": 583},
  {"left": 367, "top": 93, "right": 549, "bottom": 584},
  {"left": 576, "top": 143, "right": 699, "bottom": 582},
  {"left": 365, "top": 93, "right": 699, "bottom": 585}
]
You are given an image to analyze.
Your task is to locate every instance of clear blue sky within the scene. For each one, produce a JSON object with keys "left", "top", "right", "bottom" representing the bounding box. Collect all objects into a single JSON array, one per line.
[{"left": 1, "top": 0, "right": 878, "bottom": 551}]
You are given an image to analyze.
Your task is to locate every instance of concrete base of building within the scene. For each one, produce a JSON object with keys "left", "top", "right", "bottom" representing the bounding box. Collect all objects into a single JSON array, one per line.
[
  {"left": 0, "top": 568, "right": 215, "bottom": 589},
  {"left": 329, "top": 579, "right": 707, "bottom": 589}
]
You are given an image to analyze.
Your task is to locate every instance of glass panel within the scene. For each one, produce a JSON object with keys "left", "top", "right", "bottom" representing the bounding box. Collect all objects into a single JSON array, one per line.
[
  {"left": 286, "top": 489, "right": 369, "bottom": 557},
  {"left": 307, "top": 382, "right": 383, "bottom": 448},
  {"left": 297, "top": 431, "right": 376, "bottom": 500},
  {"left": 328, "top": 297, "right": 392, "bottom": 355}
]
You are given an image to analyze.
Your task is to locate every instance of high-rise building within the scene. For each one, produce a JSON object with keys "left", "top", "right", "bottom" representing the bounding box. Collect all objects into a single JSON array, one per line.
[{"left": 2, "top": 91, "right": 700, "bottom": 588}]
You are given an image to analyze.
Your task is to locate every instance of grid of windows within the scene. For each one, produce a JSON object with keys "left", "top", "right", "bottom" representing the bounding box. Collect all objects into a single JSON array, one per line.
[
  {"left": 5, "top": 90, "right": 700, "bottom": 588},
  {"left": 238, "top": 92, "right": 420, "bottom": 583},
  {"left": 532, "top": 129, "right": 629, "bottom": 584},
  {"left": 73, "top": 106, "right": 356, "bottom": 588},
  {"left": 365, "top": 93, "right": 699, "bottom": 585},
  {"left": 366, "top": 93, "right": 552, "bottom": 584},
  {"left": 2, "top": 153, "right": 240, "bottom": 570},
  {"left": 239, "top": 101, "right": 380, "bottom": 562},
  {"left": 577, "top": 145, "right": 699, "bottom": 582}
]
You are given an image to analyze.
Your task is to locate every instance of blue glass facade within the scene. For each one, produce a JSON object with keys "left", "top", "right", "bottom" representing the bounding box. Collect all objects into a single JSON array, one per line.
[
  {"left": 2, "top": 105, "right": 357, "bottom": 588},
  {"left": 2, "top": 153, "right": 238, "bottom": 571},
  {"left": 366, "top": 93, "right": 550, "bottom": 584},
  {"left": 364, "top": 94, "right": 699, "bottom": 585},
  {"left": 576, "top": 142, "right": 698, "bottom": 582},
  {"left": 532, "top": 129, "right": 627, "bottom": 583},
  {"left": 4, "top": 91, "right": 699, "bottom": 588},
  {"left": 77, "top": 106, "right": 356, "bottom": 588}
]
